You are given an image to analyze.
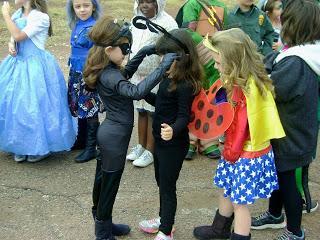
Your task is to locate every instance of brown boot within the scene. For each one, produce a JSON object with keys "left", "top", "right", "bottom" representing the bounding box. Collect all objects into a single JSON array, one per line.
[{"left": 193, "top": 209, "right": 234, "bottom": 239}]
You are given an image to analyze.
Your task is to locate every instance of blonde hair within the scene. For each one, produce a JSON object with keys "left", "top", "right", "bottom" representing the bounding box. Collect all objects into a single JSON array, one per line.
[{"left": 210, "top": 28, "right": 274, "bottom": 100}]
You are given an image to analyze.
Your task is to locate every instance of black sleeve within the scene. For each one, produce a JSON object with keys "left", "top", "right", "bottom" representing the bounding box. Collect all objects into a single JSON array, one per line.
[
  {"left": 261, "top": 14, "right": 274, "bottom": 56},
  {"left": 144, "top": 92, "right": 157, "bottom": 106},
  {"left": 268, "top": 56, "right": 308, "bottom": 103},
  {"left": 116, "top": 66, "right": 167, "bottom": 100},
  {"left": 170, "top": 83, "right": 194, "bottom": 137},
  {"left": 123, "top": 51, "right": 147, "bottom": 79}
]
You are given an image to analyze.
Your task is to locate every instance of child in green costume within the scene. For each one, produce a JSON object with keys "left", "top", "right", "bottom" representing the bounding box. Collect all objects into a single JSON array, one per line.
[{"left": 176, "top": 0, "right": 228, "bottom": 160}]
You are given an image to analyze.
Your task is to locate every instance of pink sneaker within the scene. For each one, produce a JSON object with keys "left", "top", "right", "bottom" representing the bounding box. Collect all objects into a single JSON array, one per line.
[
  {"left": 139, "top": 217, "right": 161, "bottom": 234},
  {"left": 155, "top": 231, "right": 173, "bottom": 240}
]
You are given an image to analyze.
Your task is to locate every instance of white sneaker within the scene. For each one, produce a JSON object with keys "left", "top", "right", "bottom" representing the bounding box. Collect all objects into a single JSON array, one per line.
[
  {"left": 27, "top": 153, "right": 50, "bottom": 163},
  {"left": 126, "top": 144, "right": 144, "bottom": 161},
  {"left": 14, "top": 155, "right": 27, "bottom": 162},
  {"left": 155, "top": 231, "right": 173, "bottom": 240},
  {"left": 133, "top": 149, "right": 153, "bottom": 167},
  {"left": 139, "top": 217, "right": 161, "bottom": 234}
]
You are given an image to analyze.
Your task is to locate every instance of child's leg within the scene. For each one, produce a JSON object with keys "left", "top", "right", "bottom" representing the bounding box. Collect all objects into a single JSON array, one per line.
[
  {"left": 278, "top": 169, "right": 303, "bottom": 236},
  {"left": 193, "top": 193, "right": 234, "bottom": 239},
  {"left": 146, "top": 113, "right": 155, "bottom": 152},
  {"left": 219, "top": 194, "right": 234, "bottom": 217},
  {"left": 185, "top": 133, "right": 198, "bottom": 160},
  {"left": 155, "top": 143, "right": 188, "bottom": 235},
  {"left": 138, "top": 111, "right": 148, "bottom": 147},
  {"left": 268, "top": 189, "right": 284, "bottom": 218},
  {"left": 232, "top": 203, "right": 251, "bottom": 236},
  {"left": 92, "top": 159, "right": 103, "bottom": 217}
]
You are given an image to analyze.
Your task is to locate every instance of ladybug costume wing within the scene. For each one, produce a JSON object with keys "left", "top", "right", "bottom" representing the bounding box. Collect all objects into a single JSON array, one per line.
[{"left": 188, "top": 79, "right": 234, "bottom": 140}]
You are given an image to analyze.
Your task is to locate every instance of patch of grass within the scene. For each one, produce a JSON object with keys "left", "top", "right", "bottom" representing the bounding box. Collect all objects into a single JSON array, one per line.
[{"left": 0, "top": 0, "right": 237, "bottom": 59}]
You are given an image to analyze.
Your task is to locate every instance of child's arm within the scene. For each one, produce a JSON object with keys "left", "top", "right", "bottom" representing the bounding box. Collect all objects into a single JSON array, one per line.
[
  {"left": 8, "top": 36, "right": 17, "bottom": 56},
  {"left": 222, "top": 100, "right": 249, "bottom": 163},
  {"left": 261, "top": 15, "right": 274, "bottom": 55},
  {"left": 144, "top": 92, "right": 157, "bottom": 106},
  {"left": 116, "top": 53, "right": 177, "bottom": 99},
  {"left": 169, "top": 84, "right": 194, "bottom": 137},
  {"left": 2, "top": 2, "right": 28, "bottom": 42},
  {"left": 123, "top": 45, "right": 156, "bottom": 79},
  {"left": 266, "top": 55, "right": 308, "bottom": 103}
]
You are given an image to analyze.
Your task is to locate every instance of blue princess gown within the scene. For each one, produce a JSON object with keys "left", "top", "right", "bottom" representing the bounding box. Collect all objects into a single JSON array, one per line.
[{"left": 0, "top": 9, "right": 77, "bottom": 156}]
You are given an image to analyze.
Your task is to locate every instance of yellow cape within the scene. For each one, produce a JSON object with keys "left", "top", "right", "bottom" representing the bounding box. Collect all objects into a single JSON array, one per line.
[{"left": 244, "top": 77, "right": 285, "bottom": 151}]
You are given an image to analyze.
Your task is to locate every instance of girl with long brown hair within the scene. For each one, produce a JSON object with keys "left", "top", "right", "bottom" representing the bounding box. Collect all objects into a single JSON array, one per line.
[
  {"left": 84, "top": 15, "right": 177, "bottom": 239},
  {"left": 138, "top": 28, "right": 203, "bottom": 240}
]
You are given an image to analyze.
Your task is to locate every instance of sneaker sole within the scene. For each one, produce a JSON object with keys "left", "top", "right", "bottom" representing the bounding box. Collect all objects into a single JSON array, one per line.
[
  {"left": 139, "top": 226, "right": 176, "bottom": 234},
  {"left": 251, "top": 222, "right": 286, "bottom": 230},
  {"left": 302, "top": 202, "right": 319, "bottom": 214},
  {"left": 139, "top": 226, "right": 159, "bottom": 234}
]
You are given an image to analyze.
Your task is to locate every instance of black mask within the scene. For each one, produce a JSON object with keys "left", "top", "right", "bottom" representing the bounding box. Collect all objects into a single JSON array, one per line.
[{"left": 114, "top": 43, "right": 131, "bottom": 55}]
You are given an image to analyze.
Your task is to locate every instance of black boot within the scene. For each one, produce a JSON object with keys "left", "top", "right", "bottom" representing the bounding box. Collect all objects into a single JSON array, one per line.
[
  {"left": 71, "top": 118, "right": 87, "bottom": 150},
  {"left": 92, "top": 208, "right": 130, "bottom": 236},
  {"left": 95, "top": 218, "right": 116, "bottom": 240},
  {"left": 230, "top": 232, "right": 251, "bottom": 240},
  {"left": 75, "top": 117, "right": 99, "bottom": 163},
  {"left": 193, "top": 209, "right": 234, "bottom": 239}
]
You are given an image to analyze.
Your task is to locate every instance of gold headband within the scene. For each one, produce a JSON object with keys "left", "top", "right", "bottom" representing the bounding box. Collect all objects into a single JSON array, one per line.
[{"left": 203, "top": 34, "right": 219, "bottom": 53}]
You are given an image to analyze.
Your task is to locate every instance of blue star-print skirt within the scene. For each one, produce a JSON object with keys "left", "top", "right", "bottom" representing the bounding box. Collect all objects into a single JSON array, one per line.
[{"left": 214, "top": 149, "right": 279, "bottom": 205}]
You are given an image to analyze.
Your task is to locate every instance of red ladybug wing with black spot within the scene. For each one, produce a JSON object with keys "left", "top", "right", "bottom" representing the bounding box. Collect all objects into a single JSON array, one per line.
[{"left": 188, "top": 80, "right": 234, "bottom": 140}]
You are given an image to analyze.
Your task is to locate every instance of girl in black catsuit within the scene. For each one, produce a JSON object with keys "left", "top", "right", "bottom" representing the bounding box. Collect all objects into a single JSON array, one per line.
[
  {"left": 82, "top": 16, "right": 177, "bottom": 240},
  {"left": 137, "top": 28, "right": 204, "bottom": 240}
]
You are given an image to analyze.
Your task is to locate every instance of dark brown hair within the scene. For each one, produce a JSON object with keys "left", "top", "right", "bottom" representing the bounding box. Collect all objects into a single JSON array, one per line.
[
  {"left": 281, "top": 0, "right": 320, "bottom": 46},
  {"left": 23, "top": 0, "right": 53, "bottom": 36},
  {"left": 156, "top": 29, "right": 203, "bottom": 95},
  {"left": 83, "top": 16, "right": 127, "bottom": 88},
  {"left": 264, "top": 0, "right": 281, "bottom": 12}
]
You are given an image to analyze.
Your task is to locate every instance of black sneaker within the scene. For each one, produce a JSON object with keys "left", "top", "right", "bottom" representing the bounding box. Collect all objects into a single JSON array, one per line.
[
  {"left": 302, "top": 199, "right": 318, "bottom": 214},
  {"left": 251, "top": 211, "right": 286, "bottom": 230}
]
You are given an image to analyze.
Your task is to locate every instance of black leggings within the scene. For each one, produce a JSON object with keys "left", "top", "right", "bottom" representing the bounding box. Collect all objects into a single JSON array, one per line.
[
  {"left": 154, "top": 141, "right": 189, "bottom": 235},
  {"left": 268, "top": 169, "right": 303, "bottom": 236},
  {"left": 92, "top": 160, "right": 124, "bottom": 221}
]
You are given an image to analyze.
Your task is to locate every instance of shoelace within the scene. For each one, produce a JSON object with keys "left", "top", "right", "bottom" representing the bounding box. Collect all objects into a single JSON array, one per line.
[
  {"left": 277, "top": 229, "right": 291, "bottom": 240},
  {"left": 147, "top": 218, "right": 159, "bottom": 225},
  {"left": 141, "top": 151, "right": 151, "bottom": 162},
  {"left": 254, "top": 211, "right": 270, "bottom": 221}
]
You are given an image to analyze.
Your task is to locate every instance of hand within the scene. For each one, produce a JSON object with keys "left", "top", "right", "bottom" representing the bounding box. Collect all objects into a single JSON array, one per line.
[
  {"left": 160, "top": 53, "right": 179, "bottom": 70},
  {"left": 2, "top": 1, "right": 11, "bottom": 18},
  {"left": 197, "top": 40, "right": 213, "bottom": 65},
  {"left": 8, "top": 41, "right": 17, "bottom": 56},
  {"left": 139, "top": 44, "right": 156, "bottom": 56},
  {"left": 272, "top": 42, "right": 282, "bottom": 51},
  {"left": 161, "top": 123, "right": 173, "bottom": 141}
]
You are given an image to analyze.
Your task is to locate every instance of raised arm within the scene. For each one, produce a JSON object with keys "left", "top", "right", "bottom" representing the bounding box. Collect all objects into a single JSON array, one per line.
[
  {"left": 1, "top": 2, "right": 27, "bottom": 42},
  {"left": 123, "top": 45, "right": 157, "bottom": 79},
  {"left": 117, "top": 53, "right": 178, "bottom": 99}
]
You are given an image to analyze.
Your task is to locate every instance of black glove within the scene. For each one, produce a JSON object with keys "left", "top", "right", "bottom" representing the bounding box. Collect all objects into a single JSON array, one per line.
[
  {"left": 159, "top": 53, "right": 179, "bottom": 71},
  {"left": 137, "top": 44, "right": 157, "bottom": 57}
]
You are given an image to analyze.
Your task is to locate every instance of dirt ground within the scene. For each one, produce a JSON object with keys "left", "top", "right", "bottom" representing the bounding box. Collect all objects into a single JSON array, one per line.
[
  {"left": 0, "top": 124, "right": 320, "bottom": 240},
  {"left": 0, "top": 1, "right": 320, "bottom": 240}
]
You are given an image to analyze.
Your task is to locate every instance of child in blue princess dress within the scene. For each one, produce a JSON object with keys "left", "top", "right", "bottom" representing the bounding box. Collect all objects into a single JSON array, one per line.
[
  {"left": 0, "top": 0, "right": 77, "bottom": 162},
  {"left": 66, "top": 0, "right": 103, "bottom": 163}
]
